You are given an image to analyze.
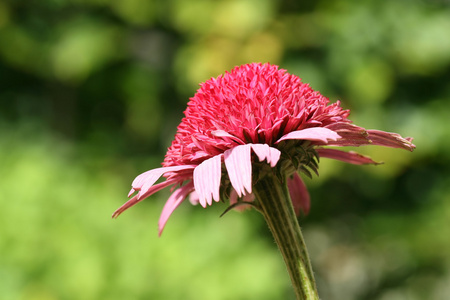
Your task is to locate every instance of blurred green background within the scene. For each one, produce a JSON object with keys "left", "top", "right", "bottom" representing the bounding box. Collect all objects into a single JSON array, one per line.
[{"left": 1, "top": 0, "right": 449, "bottom": 299}]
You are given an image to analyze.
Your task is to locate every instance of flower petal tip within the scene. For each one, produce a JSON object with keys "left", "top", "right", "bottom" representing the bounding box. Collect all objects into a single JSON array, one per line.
[
  {"left": 250, "top": 144, "right": 281, "bottom": 167},
  {"left": 127, "top": 188, "right": 136, "bottom": 198},
  {"left": 366, "top": 130, "right": 417, "bottom": 152},
  {"left": 111, "top": 195, "right": 140, "bottom": 219},
  {"left": 406, "top": 138, "right": 416, "bottom": 152},
  {"left": 193, "top": 154, "right": 223, "bottom": 207}
]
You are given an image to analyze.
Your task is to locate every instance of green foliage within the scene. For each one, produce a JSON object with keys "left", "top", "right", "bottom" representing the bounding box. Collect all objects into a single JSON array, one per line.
[
  {"left": 0, "top": 127, "right": 289, "bottom": 299},
  {"left": 1, "top": 0, "right": 449, "bottom": 299}
]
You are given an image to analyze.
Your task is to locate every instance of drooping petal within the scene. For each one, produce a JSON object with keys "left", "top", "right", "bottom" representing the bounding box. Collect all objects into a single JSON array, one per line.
[
  {"left": 189, "top": 190, "right": 199, "bottom": 205},
  {"left": 127, "top": 187, "right": 135, "bottom": 197},
  {"left": 367, "top": 130, "right": 416, "bottom": 151},
  {"left": 238, "top": 193, "right": 256, "bottom": 212},
  {"left": 112, "top": 179, "right": 177, "bottom": 218},
  {"left": 316, "top": 148, "right": 381, "bottom": 165},
  {"left": 250, "top": 144, "right": 281, "bottom": 167},
  {"left": 276, "top": 127, "right": 341, "bottom": 144},
  {"left": 112, "top": 195, "right": 140, "bottom": 219},
  {"left": 324, "top": 124, "right": 416, "bottom": 151},
  {"left": 224, "top": 144, "right": 252, "bottom": 197},
  {"left": 132, "top": 165, "right": 195, "bottom": 199},
  {"left": 228, "top": 189, "right": 254, "bottom": 212},
  {"left": 324, "top": 123, "right": 372, "bottom": 146},
  {"left": 229, "top": 188, "right": 238, "bottom": 206},
  {"left": 193, "top": 154, "right": 223, "bottom": 207},
  {"left": 287, "top": 173, "right": 310, "bottom": 216},
  {"left": 158, "top": 182, "right": 194, "bottom": 236}
]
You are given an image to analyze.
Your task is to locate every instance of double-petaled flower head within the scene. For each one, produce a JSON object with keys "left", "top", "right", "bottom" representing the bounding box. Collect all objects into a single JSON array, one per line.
[{"left": 113, "top": 63, "right": 415, "bottom": 235}]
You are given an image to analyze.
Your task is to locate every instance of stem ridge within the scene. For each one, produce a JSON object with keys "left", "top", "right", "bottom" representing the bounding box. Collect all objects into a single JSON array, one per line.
[{"left": 253, "top": 174, "right": 319, "bottom": 300}]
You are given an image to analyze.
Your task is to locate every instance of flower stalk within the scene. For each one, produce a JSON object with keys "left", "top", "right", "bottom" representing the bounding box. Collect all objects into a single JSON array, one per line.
[{"left": 253, "top": 173, "right": 319, "bottom": 300}]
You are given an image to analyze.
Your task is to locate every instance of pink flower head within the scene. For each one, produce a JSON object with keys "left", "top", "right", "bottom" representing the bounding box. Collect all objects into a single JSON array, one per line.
[{"left": 113, "top": 63, "right": 415, "bottom": 235}]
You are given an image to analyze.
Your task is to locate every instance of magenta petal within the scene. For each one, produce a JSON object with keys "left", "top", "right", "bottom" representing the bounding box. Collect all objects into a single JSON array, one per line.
[
  {"left": 189, "top": 190, "right": 199, "bottom": 205},
  {"left": 112, "top": 195, "right": 139, "bottom": 219},
  {"left": 228, "top": 189, "right": 254, "bottom": 212},
  {"left": 325, "top": 123, "right": 371, "bottom": 146},
  {"left": 316, "top": 148, "right": 381, "bottom": 165},
  {"left": 367, "top": 130, "right": 416, "bottom": 151},
  {"left": 287, "top": 173, "right": 310, "bottom": 216},
  {"left": 132, "top": 165, "right": 194, "bottom": 188},
  {"left": 158, "top": 182, "right": 194, "bottom": 236},
  {"left": 229, "top": 188, "right": 238, "bottom": 206},
  {"left": 276, "top": 127, "right": 341, "bottom": 144},
  {"left": 224, "top": 144, "right": 252, "bottom": 197},
  {"left": 112, "top": 179, "right": 177, "bottom": 218},
  {"left": 250, "top": 144, "right": 281, "bottom": 167},
  {"left": 193, "top": 154, "right": 223, "bottom": 207},
  {"left": 243, "top": 192, "right": 255, "bottom": 203},
  {"left": 237, "top": 193, "right": 255, "bottom": 212},
  {"left": 132, "top": 165, "right": 195, "bottom": 199}
]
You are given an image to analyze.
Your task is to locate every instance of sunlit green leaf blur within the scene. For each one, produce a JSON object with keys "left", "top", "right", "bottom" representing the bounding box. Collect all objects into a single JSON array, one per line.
[{"left": 1, "top": 0, "right": 449, "bottom": 299}]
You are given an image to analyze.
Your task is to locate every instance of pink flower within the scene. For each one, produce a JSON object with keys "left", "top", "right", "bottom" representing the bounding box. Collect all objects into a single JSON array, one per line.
[{"left": 113, "top": 63, "right": 415, "bottom": 235}]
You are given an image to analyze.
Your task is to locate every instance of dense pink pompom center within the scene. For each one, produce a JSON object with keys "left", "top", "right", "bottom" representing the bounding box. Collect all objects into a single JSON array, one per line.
[{"left": 163, "top": 63, "right": 350, "bottom": 167}]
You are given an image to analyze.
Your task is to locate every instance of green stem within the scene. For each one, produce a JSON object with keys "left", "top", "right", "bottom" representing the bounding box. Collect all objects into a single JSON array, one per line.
[{"left": 253, "top": 174, "right": 319, "bottom": 300}]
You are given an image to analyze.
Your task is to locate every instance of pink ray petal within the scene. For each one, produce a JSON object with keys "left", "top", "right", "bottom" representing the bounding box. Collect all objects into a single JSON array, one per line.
[
  {"left": 250, "top": 144, "right": 281, "bottom": 167},
  {"left": 287, "top": 173, "right": 310, "bottom": 216},
  {"left": 158, "top": 182, "right": 194, "bottom": 236},
  {"left": 112, "top": 194, "right": 139, "bottom": 219},
  {"left": 324, "top": 123, "right": 371, "bottom": 146},
  {"left": 112, "top": 179, "right": 177, "bottom": 218},
  {"left": 276, "top": 127, "right": 341, "bottom": 144},
  {"left": 193, "top": 154, "right": 223, "bottom": 207},
  {"left": 189, "top": 190, "right": 199, "bottom": 205},
  {"left": 367, "top": 130, "right": 416, "bottom": 151},
  {"left": 229, "top": 189, "right": 254, "bottom": 212},
  {"left": 229, "top": 188, "right": 238, "bottom": 206},
  {"left": 244, "top": 192, "right": 255, "bottom": 202},
  {"left": 237, "top": 193, "right": 255, "bottom": 212},
  {"left": 132, "top": 165, "right": 195, "bottom": 199},
  {"left": 127, "top": 187, "right": 135, "bottom": 197},
  {"left": 316, "top": 148, "right": 381, "bottom": 165},
  {"left": 224, "top": 144, "right": 252, "bottom": 197}
]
